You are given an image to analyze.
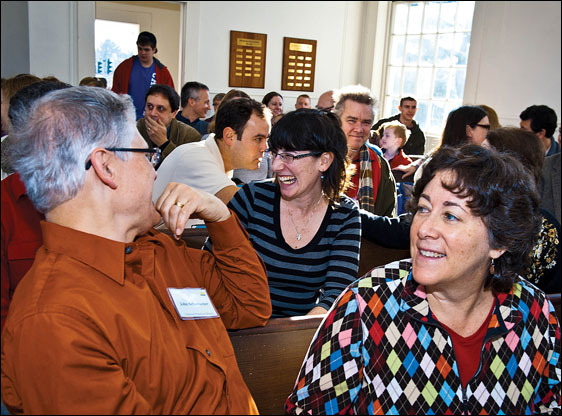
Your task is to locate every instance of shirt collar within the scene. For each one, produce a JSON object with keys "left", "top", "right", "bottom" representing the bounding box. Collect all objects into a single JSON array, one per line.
[
  {"left": 41, "top": 221, "right": 127, "bottom": 285},
  {"left": 205, "top": 133, "right": 231, "bottom": 176}
]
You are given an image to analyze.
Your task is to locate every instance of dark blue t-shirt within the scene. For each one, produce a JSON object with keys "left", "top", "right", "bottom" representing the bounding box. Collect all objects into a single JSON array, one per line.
[
  {"left": 129, "top": 59, "right": 156, "bottom": 120},
  {"left": 176, "top": 113, "right": 209, "bottom": 136}
]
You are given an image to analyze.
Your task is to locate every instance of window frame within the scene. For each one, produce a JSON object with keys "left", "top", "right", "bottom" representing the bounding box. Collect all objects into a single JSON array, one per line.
[{"left": 380, "top": 1, "right": 476, "bottom": 151}]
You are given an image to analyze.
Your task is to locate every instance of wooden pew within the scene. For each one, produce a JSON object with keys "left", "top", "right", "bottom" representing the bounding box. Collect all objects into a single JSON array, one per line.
[
  {"left": 158, "top": 226, "right": 208, "bottom": 249},
  {"left": 358, "top": 237, "right": 410, "bottom": 277},
  {"left": 228, "top": 315, "right": 324, "bottom": 415}
]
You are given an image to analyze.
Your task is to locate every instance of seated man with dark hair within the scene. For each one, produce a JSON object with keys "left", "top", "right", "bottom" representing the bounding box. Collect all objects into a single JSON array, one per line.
[
  {"left": 520, "top": 104, "right": 560, "bottom": 156},
  {"left": 176, "top": 81, "right": 211, "bottom": 136},
  {"left": 154, "top": 97, "right": 271, "bottom": 204},
  {"left": 137, "top": 84, "right": 201, "bottom": 166},
  {"left": 1, "top": 86, "right": 271, "bottom": 414}
]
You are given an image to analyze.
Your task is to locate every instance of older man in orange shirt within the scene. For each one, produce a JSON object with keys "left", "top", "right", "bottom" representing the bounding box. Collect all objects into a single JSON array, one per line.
[{"left": 1, "top": 86, "right": 271, "bottom": 414}]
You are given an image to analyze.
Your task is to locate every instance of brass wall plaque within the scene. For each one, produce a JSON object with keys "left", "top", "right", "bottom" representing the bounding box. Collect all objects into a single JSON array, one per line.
[
  {"left": 282, "top": 37, "right": 317, "bottom": 92},
  {"left": 229, "top": 31, "right": 267, "bottom": 89}
]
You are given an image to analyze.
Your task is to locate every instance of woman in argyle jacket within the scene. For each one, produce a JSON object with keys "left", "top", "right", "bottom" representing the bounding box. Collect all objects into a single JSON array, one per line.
[{"left": 286, "top": 145, "right": 560, "bottom": 415}]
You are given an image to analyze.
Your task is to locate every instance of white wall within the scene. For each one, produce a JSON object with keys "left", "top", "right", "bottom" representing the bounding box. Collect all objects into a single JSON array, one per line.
[
  {"left": 27, "top": 1, "right": 94, "bottom": 85},
  {"left": 1, "top": 1, "right": 31, "bottom": 77},
  {"left": 3, "top": 1, "right": 561, "bottom": 136},
  {"left": 465, "top": 1, "right": 561, "bottom": 128},
  {"left": 184, "top": 1, "right": 366, "bottom": 110}
]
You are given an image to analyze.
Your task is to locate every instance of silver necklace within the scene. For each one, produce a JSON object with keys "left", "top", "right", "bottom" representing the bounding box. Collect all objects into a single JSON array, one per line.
[{"left": 285, "top": 194, "right": 324, "bottom": 241}]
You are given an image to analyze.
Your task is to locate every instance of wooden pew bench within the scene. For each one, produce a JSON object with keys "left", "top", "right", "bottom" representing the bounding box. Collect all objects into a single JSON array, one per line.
[
  {"left": 228, "top": 315, "right": 324, "bottom": 415},
  {"left": 358, "top": 237, "right": 410, "bottom": 277}
]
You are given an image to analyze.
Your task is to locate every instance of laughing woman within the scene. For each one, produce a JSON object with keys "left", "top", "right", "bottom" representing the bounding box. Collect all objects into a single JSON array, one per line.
[
  {"left": 286, "top": 145, "right": 561, "bottom": 414},
  {"left": 206, "top": 109, "right": 360, "bottom": 317}
]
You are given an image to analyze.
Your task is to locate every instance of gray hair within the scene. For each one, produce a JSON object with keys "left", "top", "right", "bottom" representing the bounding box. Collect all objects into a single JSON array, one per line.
[
  {"left": 8, "top": 86, "right": 136, "bottom": 213},
  {"left": 333, "top": 85, "right": 378, "bottom": 119},
  {"left": 180, "top": 81, "right": 209, "bottom": 108}
]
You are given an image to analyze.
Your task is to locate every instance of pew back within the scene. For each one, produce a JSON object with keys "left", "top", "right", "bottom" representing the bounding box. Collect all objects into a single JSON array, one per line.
[
  {"left": 358, "top": 237, "right": 410, "bottom": 277},
  {"left": 228, "top": 316, "right": 324, "bottom": 415}
]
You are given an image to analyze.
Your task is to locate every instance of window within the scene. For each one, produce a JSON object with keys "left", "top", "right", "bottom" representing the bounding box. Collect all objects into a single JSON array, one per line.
[
  {"left": 94, "top": 19, "right": 139, "bottom": 90},
  {"left": 382, "top": 1, "right": 475, "bottom": 139}
]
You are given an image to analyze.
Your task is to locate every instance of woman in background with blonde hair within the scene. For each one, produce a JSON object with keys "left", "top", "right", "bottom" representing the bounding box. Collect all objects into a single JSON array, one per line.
[{"left": 479, "top": 104, "right": 501, "bottom": 130}]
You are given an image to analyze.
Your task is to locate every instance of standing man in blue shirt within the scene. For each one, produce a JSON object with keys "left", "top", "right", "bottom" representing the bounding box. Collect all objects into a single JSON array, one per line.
[
  {"left": 176, "top": 81, "right": 211, "bottom": 137},
  {"left": 112, "top": 32, "right": 175, "bottom": 120}
]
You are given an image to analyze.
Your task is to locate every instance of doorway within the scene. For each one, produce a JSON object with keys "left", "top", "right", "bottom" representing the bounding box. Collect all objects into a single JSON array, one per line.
[{"left": 95, "top": 1, "right": 182, "bottom": 89}]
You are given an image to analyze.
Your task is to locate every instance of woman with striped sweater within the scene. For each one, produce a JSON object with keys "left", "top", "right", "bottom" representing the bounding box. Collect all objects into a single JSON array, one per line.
[{"left": 207, "top": 109, "right": 361, "bottom": 317}]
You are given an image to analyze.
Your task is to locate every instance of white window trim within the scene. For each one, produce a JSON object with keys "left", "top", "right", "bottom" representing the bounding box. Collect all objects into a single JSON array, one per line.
[{"left": 374, "top": 0, "right": 475, "bottom": 153}]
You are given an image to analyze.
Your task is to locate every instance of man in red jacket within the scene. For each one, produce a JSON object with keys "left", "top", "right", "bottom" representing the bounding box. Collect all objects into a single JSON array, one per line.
[{"left": 112, "top": 31, "right": 175, "bottom": 120}]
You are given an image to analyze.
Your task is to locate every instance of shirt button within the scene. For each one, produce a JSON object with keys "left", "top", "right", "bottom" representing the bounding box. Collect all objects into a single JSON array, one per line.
[
  {"left": 206, "top": 349, "right": 211, "bottom": 356},
  {"left": 125, "top": 246, "right": 132, "bottom": 254}
]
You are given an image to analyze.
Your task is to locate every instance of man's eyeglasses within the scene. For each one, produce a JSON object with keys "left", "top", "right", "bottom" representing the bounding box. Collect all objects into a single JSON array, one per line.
[
  {"left": 475, "top": 123, "right": 491, "bottom": 130},
  {"left": 270, "top": 151, "right": 322, "bottom": 163},
  {"left": 85, "top": 147, "right": 161, "bottom": 170}
]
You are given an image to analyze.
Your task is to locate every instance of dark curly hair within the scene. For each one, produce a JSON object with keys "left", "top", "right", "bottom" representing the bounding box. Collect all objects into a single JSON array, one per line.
[
  {"left": 268, "top": 109, "right": 353, "bottom": 203},
  {"left": 214, "top": 97, "right": 267, "bottom": 140},
  {"left": 408, "top": 144, "right": 541, "bottom": 294},
  {"left": 485, "top": 127, "right": 545, "bottom": 183},
  {"left": 144, "top": 84, "right": 180, "bottom": 113},
  {"left": 520, "top": 105, "right": 557, "bottom": 138}
]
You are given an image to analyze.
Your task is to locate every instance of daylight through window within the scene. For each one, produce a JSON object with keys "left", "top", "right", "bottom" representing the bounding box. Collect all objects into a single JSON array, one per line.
[
  {"left": 94, "top": 20, "right": 139, "bottom": 90},
  {"left": 382, "top": 1, "right": 475, "bottom": 138}
]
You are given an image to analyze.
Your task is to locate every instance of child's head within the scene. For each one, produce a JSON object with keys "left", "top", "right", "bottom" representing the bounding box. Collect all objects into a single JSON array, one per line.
[{"left": 378, "top": 120, "right": 410, "bottom": 152}]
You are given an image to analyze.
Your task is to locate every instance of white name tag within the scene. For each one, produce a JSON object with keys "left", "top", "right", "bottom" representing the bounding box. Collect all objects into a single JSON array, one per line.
[{"left": 167, "top": 288, "right": 220, "bottom": 320}]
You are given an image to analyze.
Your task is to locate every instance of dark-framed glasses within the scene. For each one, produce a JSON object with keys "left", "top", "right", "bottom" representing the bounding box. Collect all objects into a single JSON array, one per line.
[
  {"left": 475, "top": 123, "right": 491, "bottom": 130},
  {"left": 85, "top": 147, "right": 161, "bottom": 170},
  {"left": 270, "top": 151, "right": 322, "bottom": 163}
]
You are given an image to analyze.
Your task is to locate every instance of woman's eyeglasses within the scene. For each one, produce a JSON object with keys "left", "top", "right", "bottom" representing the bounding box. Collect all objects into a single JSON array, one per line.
[
  {"left": 269, "top": 151, "right": 322, "bottom": 163},
  {"left": 475, "top": 123, "right": 491, "bottom": 130}
]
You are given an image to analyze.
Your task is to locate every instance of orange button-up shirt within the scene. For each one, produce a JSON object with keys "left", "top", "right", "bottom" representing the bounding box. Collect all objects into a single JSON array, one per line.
[{"left": 1, "top": 213, "right": 271, "bottom": 414}]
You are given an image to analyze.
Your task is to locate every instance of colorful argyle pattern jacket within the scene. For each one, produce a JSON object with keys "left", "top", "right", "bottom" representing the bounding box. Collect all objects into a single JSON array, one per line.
[{"left": 286, "top": 260, "right": 561, "bottom": 415}]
